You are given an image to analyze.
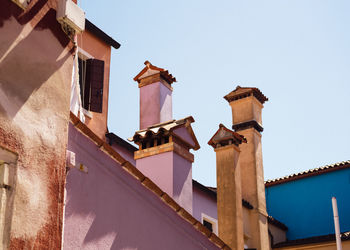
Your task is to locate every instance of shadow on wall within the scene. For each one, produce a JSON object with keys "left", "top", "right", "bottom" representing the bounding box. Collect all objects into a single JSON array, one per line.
[
  {"left": 0, "top": 0, "right": 71, "bottom": 118},
  {"left": 65, "top": 126, "right": 207, "bottom": 250}
]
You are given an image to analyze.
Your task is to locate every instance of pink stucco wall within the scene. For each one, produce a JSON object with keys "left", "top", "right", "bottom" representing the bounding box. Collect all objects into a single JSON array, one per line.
[
  {"left": 136, "top": 151, "right": 193, "bottom": 214},
  {"left": 140, "top": 82, "right": 172, "bottom": 129},
  {"left": 64, "top": 124, "right": 219, "bottom": 250},
  {"left": 193, "top": 185, "right": 218, "bottom": 223}
]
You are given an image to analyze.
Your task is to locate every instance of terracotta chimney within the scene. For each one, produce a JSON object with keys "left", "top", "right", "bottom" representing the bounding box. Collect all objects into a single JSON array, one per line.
[
  {"left": 208, "top": 124, "right": 246, "bottom": 250},
  {"left": 133, "top": 61, "right": 176, "bottom": 130},
  {"left": 224, "top": 86, "right": 269, "bottom": 249},
  {"left": 131, "top": 62, "right": 199, "bottom": 214}
]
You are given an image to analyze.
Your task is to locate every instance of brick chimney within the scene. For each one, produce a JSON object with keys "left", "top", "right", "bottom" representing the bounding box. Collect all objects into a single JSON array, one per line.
[
  {"left": 224, "top": 86, "right": 269, "bottom": 249},
  {"left": 130, "top": 61, "right": 200, "bottom": 214},
  {"left": 133, "top": 61, "right": 176, "bottom": 130},
  {"left": 208, "top": 124, "right": 246, "bottom": 250}
]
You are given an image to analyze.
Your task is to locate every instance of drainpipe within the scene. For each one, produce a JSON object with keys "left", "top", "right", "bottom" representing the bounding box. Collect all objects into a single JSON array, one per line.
[{"left": 332, "top": 197, "right": 342, "bottom": 250}]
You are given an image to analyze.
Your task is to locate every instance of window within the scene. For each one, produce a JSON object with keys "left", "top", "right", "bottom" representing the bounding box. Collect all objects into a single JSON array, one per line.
[
  {"left": 201, "top": 213, "right": 218, "bottom": 235},
  {"left": 78, "top": 57, "right": 105, "bottom": 113}
]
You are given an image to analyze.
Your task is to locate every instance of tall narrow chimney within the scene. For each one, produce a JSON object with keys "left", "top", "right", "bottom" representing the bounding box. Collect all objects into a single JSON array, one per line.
[
  {"left": 133, "top": 61, "right": 176, "bottom": 130},
  {"left": 224, "top": 86, "right": 269, "bottom": 249},
  {"left": 208, "top": 124, "right": 246, "bottom": 250},
  {"left": 131, "top": 61, "right": 200, "bottom": 214}
]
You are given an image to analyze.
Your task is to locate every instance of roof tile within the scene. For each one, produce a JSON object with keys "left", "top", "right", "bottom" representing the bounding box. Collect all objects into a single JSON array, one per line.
[{"left": 265, "top": 160, "right": 350, "bottom": 187}]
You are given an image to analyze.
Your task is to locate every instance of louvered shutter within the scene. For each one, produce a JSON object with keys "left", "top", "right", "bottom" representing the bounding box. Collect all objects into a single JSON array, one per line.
[{"left": 86, "top": 59, "right": 104, "bottom": 113}]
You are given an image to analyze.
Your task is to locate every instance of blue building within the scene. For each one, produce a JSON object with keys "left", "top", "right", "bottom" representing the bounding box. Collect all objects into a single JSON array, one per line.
[{"left": 265, "top": 160, "right": 350, "bottom": 242}]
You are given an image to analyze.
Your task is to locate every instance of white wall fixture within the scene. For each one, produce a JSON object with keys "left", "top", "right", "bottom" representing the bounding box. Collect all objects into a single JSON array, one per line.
[
  {"left": 57, "top": 0, "right": 85, "bottom": 34},
  {"left": 66, "top": 150, "right": 76, "bottom": 168},
  {"left": 11, "top": 0, "right": 30, "bottom": 10}
]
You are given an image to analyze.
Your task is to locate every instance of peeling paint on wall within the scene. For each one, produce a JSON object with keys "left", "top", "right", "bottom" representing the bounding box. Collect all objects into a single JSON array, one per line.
[
  {"left": 0, "top": 0, "right": 74, "bottom": 247},
  {"left": 11, "top": 169, "right": 48, "bottom": 239}
]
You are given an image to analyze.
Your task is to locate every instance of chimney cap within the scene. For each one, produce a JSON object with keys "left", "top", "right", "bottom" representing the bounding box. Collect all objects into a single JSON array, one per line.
[
  {"left": 133, "top": 60, "right": 177, "bottom": 84},
  {"left": 208, "top": 124, "right": 247, "bottom": 148},
  {"left": 129, "top": 116, "right": 200, "bottom": 151},
  {"left": 224, "top": 86, "right": 268, "bottom": 104}
]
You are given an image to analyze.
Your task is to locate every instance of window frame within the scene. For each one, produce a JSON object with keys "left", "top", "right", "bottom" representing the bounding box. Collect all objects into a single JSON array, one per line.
[
  {"left": 77, "top": 47, "right": 105, "bottom": 114},
  {"left": 77, "top": 48, "right": 94, "bottom": 116},
  {"left": 201, "top": 213, "right": 218, "bottom": 235}
]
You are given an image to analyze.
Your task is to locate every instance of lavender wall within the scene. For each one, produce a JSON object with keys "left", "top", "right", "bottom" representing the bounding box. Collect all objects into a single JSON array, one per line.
[
  {"left": 192, "top": 186, "right": 218, "bottom": 223},
  {"left": 136, "top": 151, "right": 192, "bottom": 214},
  {"left": 173, "top": 153, "right": 193, "bottom": 214},
  {"left": 136, "top": 152, "right": 174, "bottom": 195},
  {"left": 140, "top": 83, "right": 159, "bottom": 129},
  {"left": 159, "top": 82, "right": 172, "bottom": 123},
  {"left": 140, "top": 82, "right": 172, "bottom": 129},
  {"left": 64, "top": 124, "right": 219, "bottom": 250}
]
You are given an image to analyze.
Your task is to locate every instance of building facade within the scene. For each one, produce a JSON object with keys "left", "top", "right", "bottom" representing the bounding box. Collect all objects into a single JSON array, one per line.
[{"left": 1, "top": 0, "right": 349, "bottom": 249}]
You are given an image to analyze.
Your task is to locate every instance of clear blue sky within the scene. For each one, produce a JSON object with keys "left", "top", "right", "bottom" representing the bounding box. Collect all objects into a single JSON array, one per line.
[{"left": 79, "top": 0, "right": 350, "bottom": 187}]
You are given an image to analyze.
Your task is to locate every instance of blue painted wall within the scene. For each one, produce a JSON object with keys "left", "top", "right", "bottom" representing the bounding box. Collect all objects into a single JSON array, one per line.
[{"left": 266, "top": 167, "right": 350, "bottom": 240}]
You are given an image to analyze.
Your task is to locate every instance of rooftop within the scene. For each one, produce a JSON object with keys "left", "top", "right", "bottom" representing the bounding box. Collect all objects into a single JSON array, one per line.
[
  {"left": 129, "top": 116, "right": 200, "bottom": 150},
  {"left": 85, "top": 19, "right": 120, "bottom": 49},
  {"left": 265, "top": 160, "right": 350, "bottom": 187},
  {"left": 224, "top": 86, "right": 268, "bottom": 104},
  {"left": 134, "top": 61, "right": 176, "bottom": 85},
  {"left": 208, "top": 123, "right": 246, "bottom": 148}
]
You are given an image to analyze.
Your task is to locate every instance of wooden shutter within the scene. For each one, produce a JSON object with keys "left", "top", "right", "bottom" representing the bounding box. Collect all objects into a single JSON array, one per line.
[{"left": 85, "top": 59, "right": 104, "bottom": 113}]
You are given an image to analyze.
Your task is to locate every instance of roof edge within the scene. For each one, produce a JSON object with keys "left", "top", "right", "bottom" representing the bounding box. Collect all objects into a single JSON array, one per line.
[
  {"left": 106, "top": 132, "right": 137, "bottom": 152},
  {"left": 265, "top": 160, "right": 350, "bottom": 187},
  {"left": 273, "top": 231, "right": 350, "bottom": 248},
  {"left": 267, "top": 216, "right": 288, "bottom": 231},
  {"left": 85, "top": 19, "right": 120, "bottom": 49},
  {"left": 192, "top": 180, "right": 253, "bottom": 210}
]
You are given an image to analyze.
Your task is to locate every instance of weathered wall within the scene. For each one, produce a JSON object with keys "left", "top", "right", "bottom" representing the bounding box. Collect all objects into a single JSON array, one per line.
[
  {"left": 64, "top": 124, "right": 220, "bottom": 250},
  {"left": 0, "top": 0, "right": 73, "bottom": 247},
  {"left": 229, "top": 96, "right": 263, "bottom": 125},
  {"left": 227, "top": 91, "right": 269, "bottom": 249},
  {"left": 215, "top": 144, "right": 244, "bottom": 250},
  {"left": 77, "top": 30, "right": 111, "bottom": 139}
]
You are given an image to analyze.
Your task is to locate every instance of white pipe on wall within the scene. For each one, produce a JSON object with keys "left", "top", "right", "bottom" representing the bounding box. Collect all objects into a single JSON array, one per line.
[{"left": 332, "top": 197, "right": 342, "bottom": 250}]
